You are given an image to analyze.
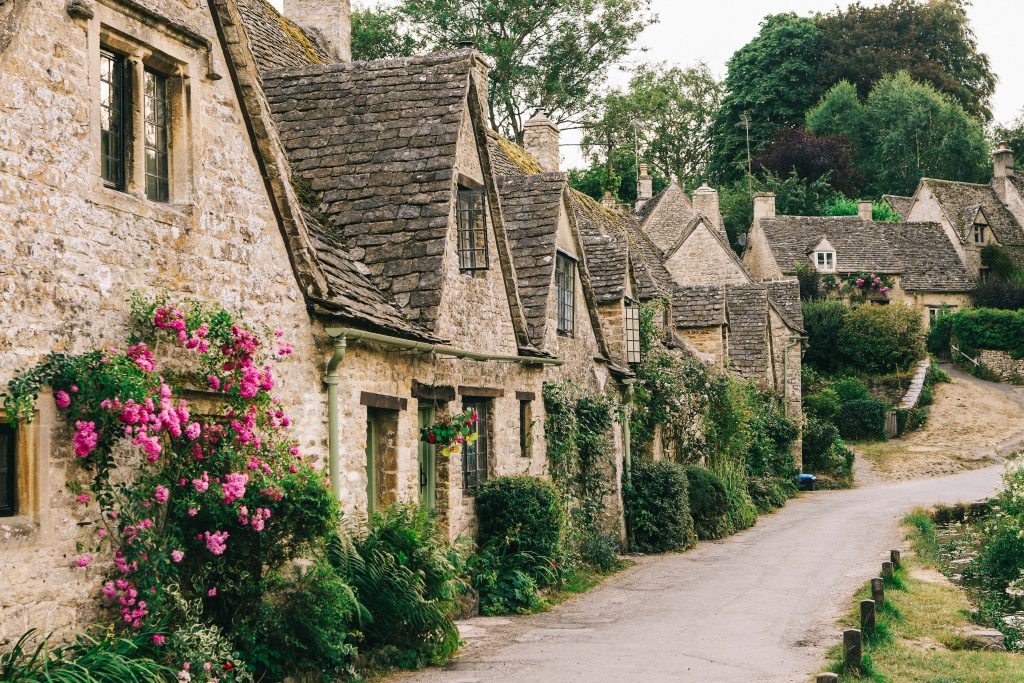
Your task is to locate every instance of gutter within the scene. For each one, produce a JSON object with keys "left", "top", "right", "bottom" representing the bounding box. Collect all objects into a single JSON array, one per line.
[{"left": 321, "top": 326, "right": 562, "bottom": 499}]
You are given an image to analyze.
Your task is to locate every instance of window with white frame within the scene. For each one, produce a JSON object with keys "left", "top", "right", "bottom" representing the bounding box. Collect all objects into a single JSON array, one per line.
[
  {"left": 815, "top": 251, "right": 835, "bottom": 272},
  {"left": 974, "top": 222, "right": 987, "bottom": 244},
  {"left": 624, "top": 300, "right": 641, "bottom": 364},
  {"left": 928, "top": 305, "right": 956, "bottom": 325}
]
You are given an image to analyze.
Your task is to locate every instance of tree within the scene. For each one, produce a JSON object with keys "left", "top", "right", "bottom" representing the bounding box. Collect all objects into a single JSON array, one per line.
[
  {"left": 754, "top": 126, "right": 860, "bottom": 196},
  {"left": 581, "top": 62, "right": 722, "bottom": 187},
  {"left": 807, "top": 71, "right": 989, "bottom": 196},
  {"left": 351, "top": 4, "right": 423, "bottom": 61},
  {"left": 719, "top": 170, "right": 838, "bottom": 251},
  {"left": 707, "top": 14, "right": 822, "bottom": 184},
  {"left": 396, "top": 0, "right": 655, "bottom": 142},
  {"left": 814, "top": 0, "right": 996, "bottom": 123},
  {"left": 992, "top": 109, "right": 1024, "bottom": 165},
  {"left": 568, "top": 150, "right": 669, "bottom": 204}
]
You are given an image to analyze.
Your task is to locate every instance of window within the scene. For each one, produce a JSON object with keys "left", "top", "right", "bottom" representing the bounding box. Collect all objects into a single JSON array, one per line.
[
  {"left": 624, "top": 300, "right": 641, "bottom": 364},
  {"left": 100, "top": 50, "right": 128, "bottom": 190},
  {"left": 519, "top": 400, "right": 532, "bottom": 459},
  {"left": 144, "top": 69, "right": 170, "bottom": 202},
  {"left": 815, "top": 251, "right": 835, "bottom": 272},
  {"left": 462, "top": 399, "right": 490, "bottom": 492},
  {"left": 974, "top": 223, "right": 987, "bottom": 244},
  {"left": 555, "top": 252, "right": 575, "bottom": 335},
  {"left": 0, "top": 424, "right": 15, "bottom": 517},
  {"left": 457, "top": 187, "right": 488, "bottom": 270}
]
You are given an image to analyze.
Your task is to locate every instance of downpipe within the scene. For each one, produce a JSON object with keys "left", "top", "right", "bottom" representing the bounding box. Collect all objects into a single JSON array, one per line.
[{"left": 324, "top": 336, "right": 347, "bottom": 500}]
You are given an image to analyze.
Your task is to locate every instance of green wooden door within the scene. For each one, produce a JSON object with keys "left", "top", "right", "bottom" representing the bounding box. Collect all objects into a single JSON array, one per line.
[{"left": 417, "top": 406, "right": 436, "bottom": 510}]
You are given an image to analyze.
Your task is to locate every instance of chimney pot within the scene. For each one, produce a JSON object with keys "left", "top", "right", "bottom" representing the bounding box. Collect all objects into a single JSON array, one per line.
[
  {"left": 994, "top": 142, "right": 1014, "bottom": 179},
  {"left": 857, "top": 200, "right": 873, "bottom": 221},
  {"left": 753, "top": 191, "right": 776, "bottom": 221},
  {"left": 692, "top": 182, "right": 725, "bottom": 235},
  {"left": 523, "top": 110, "right": 560, "bottom": 173},
  {"left": 284, "top": 0, "right": 352, "bottom": 62},
  {"left": 601, "top": 191, "right": 617, "bottom": 209},
  {"left": 635, "top": 163, "right": 653, "bottom": 210}
]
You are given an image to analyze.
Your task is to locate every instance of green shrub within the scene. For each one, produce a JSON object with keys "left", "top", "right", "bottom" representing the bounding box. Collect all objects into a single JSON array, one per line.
[
  {"left": 685, "top": 466, "right": 730, "bottom": 540},
  {"left": 625, "top": 459, "right": 695, "bottom": 553},
  {"left": 475, "top": 475, "right": 564, "bottom": 570},
  {"left": 831, "top": 376, "right": 873, "bottom": 403},
  {"left": 746, "top": 476, "right": 794, "bottom": 513},
  {"left": 927, "top": 312, "right": 954, "bottom": 355},
  {"left": 838, "top": 304, "right": 925, "bottom": 374},
  {"left": 343, "top": 505, "right": 465, "bottom": 668},
  {"left": 947, "top": 308, "right": 1024, "bottom": 357},
  {"left": 802, "top": 299, "right": 850, "bottom": 373},
  {"left": 801, "top": 416, "right": 852, "bottom": 480},
  {"left": 835, "top": 397, "right": 888, "bottom": 441},
  {"left": 0, "top": 629, "right": 172, "bottom": 683},
  {"left": 468, "top": 539, "right": 555, "bottom": 616},
  {"left": 803, "top": 387, "right": 841, "bottom": 420}
]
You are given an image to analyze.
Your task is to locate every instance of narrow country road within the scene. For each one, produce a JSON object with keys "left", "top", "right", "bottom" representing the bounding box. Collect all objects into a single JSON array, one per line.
[{"left": 398, "top": 466, "right": 1004, "bottom": 683}]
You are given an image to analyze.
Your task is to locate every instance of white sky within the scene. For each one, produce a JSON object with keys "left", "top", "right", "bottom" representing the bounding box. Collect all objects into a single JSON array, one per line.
[{"left": 271, "top": 0, "right": 1024, "bottom": 169}]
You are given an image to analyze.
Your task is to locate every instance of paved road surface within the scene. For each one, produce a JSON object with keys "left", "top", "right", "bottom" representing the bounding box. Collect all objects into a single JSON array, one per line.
[{"left": 399, "top": 465, "right": 1003, "bottom": 683}]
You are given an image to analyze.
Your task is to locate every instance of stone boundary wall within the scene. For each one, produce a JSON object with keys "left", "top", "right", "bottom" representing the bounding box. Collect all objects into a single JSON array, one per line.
[
  {"left": 977, "top": 349, "right": 1024, "bottom": 383},
  {"left": 899, "top": 359, "right": 933, "bottom": 409}
]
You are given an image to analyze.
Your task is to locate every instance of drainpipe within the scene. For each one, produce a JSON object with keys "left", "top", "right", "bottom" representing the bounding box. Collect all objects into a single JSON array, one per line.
[{"left": 324, "top": 336, "right": 347, "bottom": 500}]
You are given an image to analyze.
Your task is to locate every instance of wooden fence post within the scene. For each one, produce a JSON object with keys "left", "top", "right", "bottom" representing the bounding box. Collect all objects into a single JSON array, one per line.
[
  {"left": 882, "top": 561, "right": 894, "bottom": 579},
  {"left": 843, "top": 629, "right": 862, "bottom": 675},
  {"left": 860, "top": 599, "right": 876, "bottom": 634},
  {"left": 871, "top": 577, "right": 885, "bottom": 608},
  {"left": 890, "top": 549, "right": 901, "bottom": 569}
]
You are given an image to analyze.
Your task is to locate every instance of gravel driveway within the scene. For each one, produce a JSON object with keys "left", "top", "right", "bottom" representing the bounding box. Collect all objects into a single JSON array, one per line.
[{"left": 396, "top": 466, "right": 1003, "bottom": 683}]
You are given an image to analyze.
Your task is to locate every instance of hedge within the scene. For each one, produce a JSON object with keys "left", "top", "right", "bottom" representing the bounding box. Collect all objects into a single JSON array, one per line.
[
  {"left": 685, "top": 466, "right": 730, "bottom": 540},
  {"left": 625, "top": 460, "right": 695, "bottom": 553},
  {"left": 835, "top": 398, "right": 888, "bottom": 441},
  {"left": 475, "top": 476, "right": 564, "bottom": 562},
  {"left": 837, "top": 304, "right": 925, "bottom": 374},
  {"left": 935, "top": 308, "right": 1024, "bottom": 358}
]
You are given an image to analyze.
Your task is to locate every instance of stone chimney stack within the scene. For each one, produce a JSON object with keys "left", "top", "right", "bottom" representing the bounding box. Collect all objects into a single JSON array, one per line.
[
  {"left": 635, "top": 163, "right": 653, "bottom": 211},
  {"left": 523, "top": 111, "right": 560, "bottom": 173},
  {"left": 285, "top": 0, "right": 352, "bottom": 62},
  {"left": 753, "top": 191, "right": 776, "bottom": 221},
  {"left": 692, "top": 181, "right": 724, "bottom": 234},
  {"left": 858, "top": 200, "right": 873, "bottom": 221},
  {"left": 601, "top": 192, "right": 617, "bottom": 210},
  {"left": 994, "top": 142, "right": 1014, "bottom": 179}
]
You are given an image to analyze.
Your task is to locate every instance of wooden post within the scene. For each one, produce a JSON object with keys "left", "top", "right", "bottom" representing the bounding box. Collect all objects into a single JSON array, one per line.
[
  {"left": 843, "top": 629, "right": 862, "bottom": 675},
  {"left": 891, "top": 549, "right": 901, "bottom": 569},
  {"left": 860, "top": 599, "right": 876, "bottom": 634},
  {"left": 882, "top": 561, "right": 894, "bottom": 579},
  {"left": 871, "top": 577, "right": 885, "bottom": 608},
  {"left": 816, "top": 674, "right": 839, "bottom": 683}
]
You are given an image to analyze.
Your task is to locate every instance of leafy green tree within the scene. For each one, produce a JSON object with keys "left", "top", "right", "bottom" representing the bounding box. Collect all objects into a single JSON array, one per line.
[
  {"left": 707, "top": 14, "right": 822, "bottom": 184},
  {"left": 719, "top": 170, "right": 837, "bottom": 250},
  {"left": 992, "top": 109, "right": 1024, "bottom": 165},
  {"left": 397, "top": 0, "right": 654, "bottom": 142},
  {"left": 568, "top": 150, "right": 669, "bottom": 204},
  {"left": 814, "top": 0, "right": 996, "bottom": 123},
  {"left": 351, "top": 4, "right": 423, "bottom": 61},
  {"left": 807, "top": 71, "right": 989, "bottom": 196},
  {"left": 581, "top": 62, "right": 722, "bottom": 187}
]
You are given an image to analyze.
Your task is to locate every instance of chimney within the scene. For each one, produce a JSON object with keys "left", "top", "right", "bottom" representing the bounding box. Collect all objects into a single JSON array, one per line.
[
  {"left": 635, "top": 163, "right": 653, "bottom": 211},
  {"left": 692, "top": 181, "right": 724, "bottom": 234},
  {"left": 994, "top": 142, "right": 1014, "bottom": 179},
  {"left": 523, "top": 110, "right": 560, "bottom": 173},
  {"left": 753, "top": 191, "right": 775, "bottom": 221},
  {"left": 601, "top": 191, "right": 617, "bottom": 209},
  {"left": 857, "top": 200, "right": 873, "bottom": 221},
  {"left": 284, "top": 0, "right": 352, "bottom": 62}
]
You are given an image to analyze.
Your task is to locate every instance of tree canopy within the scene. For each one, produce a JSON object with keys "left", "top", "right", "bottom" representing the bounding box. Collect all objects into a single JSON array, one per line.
[{"left": 351, "top": 4, "right": 423, "bottom": 61}]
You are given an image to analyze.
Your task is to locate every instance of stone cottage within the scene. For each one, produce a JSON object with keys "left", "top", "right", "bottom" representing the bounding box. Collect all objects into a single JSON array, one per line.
[{"left": 743, "top": 193, "right": 975, "bottom": 327}]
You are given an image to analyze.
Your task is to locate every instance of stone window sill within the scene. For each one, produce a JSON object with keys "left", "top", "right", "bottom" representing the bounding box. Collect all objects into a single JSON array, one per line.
[
  {"left": 94, "top": 185, "right": 194, "bottom": 225},
  {"left": 0, "top": 515, "right": 38, "bottom": 540}
]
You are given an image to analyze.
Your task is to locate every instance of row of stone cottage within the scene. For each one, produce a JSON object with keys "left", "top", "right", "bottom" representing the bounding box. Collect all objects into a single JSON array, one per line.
[{"left": 0, "top": 0, "right": 805, "bottom": 640}]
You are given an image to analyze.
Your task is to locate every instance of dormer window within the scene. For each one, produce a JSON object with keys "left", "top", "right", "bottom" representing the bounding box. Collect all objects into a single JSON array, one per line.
[
  {"left": 815, "top": 251, "right": 835, "bottom": 272},
  {"left": 457, "top": 186, "right": 488, "bottom": 271},
  {"left": 555, "top": 252, "right": 575, "bottom": 335},
  {"left": 974, "top": 223, "right": 986, "bottom": 244}
]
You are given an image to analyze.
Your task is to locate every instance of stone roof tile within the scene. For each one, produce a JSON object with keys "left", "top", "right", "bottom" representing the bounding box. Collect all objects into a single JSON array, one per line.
[
  {"left": 923, "top": 178, "right": 1024, "bottom": 246},
  {"left": 882, "top": 194, "right": 914, "bottom": 219},
  {"left": 725, "top": 284, "right": 770, "bottom": 381},
  {"left": 635, "top": 182, "right": 696, "bottom": 252},
  {"left": 235, "top": 0, "right": 331, "bottom": 72},
  {"left": 571, "top": 190, "right": 629, "bottom": 303},
  {"left": 760, "top": 215, "right": 902, "bottom": 274},
  {"left": 882, "top": 221, "right": 976, "bottom": 292},
  {"left": 672, "top": 285, "right": 726, "bottom": 328},
  {"left": 764, "top": 279, "right": 804, "bottom": 331}
]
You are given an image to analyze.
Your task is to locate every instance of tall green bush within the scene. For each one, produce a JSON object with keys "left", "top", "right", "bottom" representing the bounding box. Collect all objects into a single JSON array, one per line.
[
  {"left": 475, "top": 476, "right": 565, "bottom": 571},
  {"left": 686, "top": 466, "right": 730, "bottom": 540},
  {"left": 802, "top": 416, "right": 854, "bottom": 484},
  {"left": 944, "top": 308, "right": 1024, "bottom": 358},
  {"left": 625, "top": 459, "right": 695, "bottom": 553},
  {"left": 835, "top": 398, "right": 888, "bottom": 441},
  {"left": 837, "top": 303, "right": 925, "bottom": 374},
  {"left": 802, "top": 299, "right": 850, "bottom": 373}
]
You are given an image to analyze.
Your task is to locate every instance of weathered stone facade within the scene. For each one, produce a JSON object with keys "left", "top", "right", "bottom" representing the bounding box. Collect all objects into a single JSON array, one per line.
[{"left": 976, "top": 350, "right": 1024, "bottom": 384}]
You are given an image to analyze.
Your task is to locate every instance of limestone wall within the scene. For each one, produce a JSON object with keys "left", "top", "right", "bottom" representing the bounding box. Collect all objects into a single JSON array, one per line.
[
  {"left": 664, "top": 222, "right": 750, "bottom": 286},
  {"left": 977, "top": 350, "right": 1024, "bottom": 384}
]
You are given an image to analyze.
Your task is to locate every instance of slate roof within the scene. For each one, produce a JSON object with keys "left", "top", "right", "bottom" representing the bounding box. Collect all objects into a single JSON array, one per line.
[
  {"left": 882, "top": 194, "right": 914, "bottom": 219},
  {"left": 922, "top": 178, "right": 1024, "bottom": 247},
  {"left": 487, "top": 131, "right": 541, "bottom": 176},
  {"left": 235, "top": 0, "right": 331, "bottom": 72},
  {"left": 764, "top": 279, "right": 804, "bottom": 331},
  {"left": 882, "top": 222, "right": 976, "bottom": 292},
  {"left": 626, "top": 220, "right": 675, "bottom": 301},
  {"left": 725, "top": 285, "right": 770, "bottom": 381},
  {"left": 263, "top": 51, "right": 474, "bottom": 330},
  {"left": 672, "top": 285, "right": 726, "bottom": 328},
  {"left": 499, "top": 173, "right": 567, "bottom": 345},
  {"left": 759, "top": 216, "right": 903, "bottom": 275},
  {"left": 570, "top": 190, "right": 629, "bottom": 303},
  {"left": 635, "top": 182, "right": 697, "bottom": 253}
]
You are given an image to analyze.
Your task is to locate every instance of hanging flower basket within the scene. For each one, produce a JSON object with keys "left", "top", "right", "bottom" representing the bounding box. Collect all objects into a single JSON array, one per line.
[{"left": 420, "top": 408, "right": 478, "bottom": 457}]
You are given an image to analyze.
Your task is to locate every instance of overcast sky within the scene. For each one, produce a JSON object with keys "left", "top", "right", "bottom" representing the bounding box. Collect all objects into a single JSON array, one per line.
[{"left": 272, "top": 0, "right": 1024, "bottom": 169}]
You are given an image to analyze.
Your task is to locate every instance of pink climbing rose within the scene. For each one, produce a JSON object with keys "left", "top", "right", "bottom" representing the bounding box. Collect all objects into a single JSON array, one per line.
[
  {"left": 154, "top": 485, "right": 169, "bottom": 504},
  {"left": 72, "top": 421, "right": 99, "bottom": 458},
  {"left": 171, "top": 549, "right": 184, "bottom": 563},
  {"left": 76, "top": 554, "right": 92, "bottom": 568},
  {"left": 55, "top": 390, "right": 71, "bottom": 409},
  {"left": 203, "top": 530, "right": 229, "bottom": 556}
]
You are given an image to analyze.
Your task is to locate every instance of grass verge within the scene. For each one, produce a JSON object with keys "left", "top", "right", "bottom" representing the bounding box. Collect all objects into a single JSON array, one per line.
[
  {"left": 546, "top": 560, "right": 634, "bottom": 608},
  {"left": 823, "top": 508, "right": 1024, "bottom": 682}
]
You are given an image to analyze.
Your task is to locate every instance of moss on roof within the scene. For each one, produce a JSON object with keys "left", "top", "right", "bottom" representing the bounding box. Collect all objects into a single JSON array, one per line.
[{"left": 493, "top": 134, "right": 543, "bottom": 175}]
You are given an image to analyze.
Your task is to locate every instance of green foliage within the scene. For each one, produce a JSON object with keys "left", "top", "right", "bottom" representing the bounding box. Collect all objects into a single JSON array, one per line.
[
  {"left": 685, "top": 466, "right": 730, "bottom": 540},
  {"left": 968, "top": 467, "right": 1024, "bottom": 601},
  {"left": 939, "top": 308, "right": 1024, "bottom": 358},
  {"left": 468, "top": 540, "right": 554, "bottom": 616},
  {"left": 475, "top": 476, "right": 564, "bottom": 577},
  {"left": 568, "top": 150, "right": 670, "bottom": 204},
  {"left": 993, "top": 109, "right": 1024, "bottom": 166},
  {"left": 718, "top": 171, "right": 839, "bottom": 250},
  {"left": 0, "top": 629, "right": 172, "bottom": 683},
  {"left": 807, "top": 71, "right": 990, "bottom": 196},
  {"left": 343, "top": 505, "right": 465, "bottom": 668},
  {"left": 396, "top": 0, "right": 654, "bottom": 142},
  {"left": 801, "top": 416, "right": 854, "bottom": 484},
  {"left": 837, "top": 304, "right": 925, "bottom": 374},
  {"left": 821, "top": 195, "right": 901, "bottom": 222},
  {"left": 351, "top": 4, "right": 423, "bottom": 60},
  {"left": 835, "top": 398, "right": 888, "bottom": 441},
  {"left": 801, "top": 299, "right": 850, "bottom": 373},
  {"left": 625, "top": 459, "right": 695, "bottom": 553}
]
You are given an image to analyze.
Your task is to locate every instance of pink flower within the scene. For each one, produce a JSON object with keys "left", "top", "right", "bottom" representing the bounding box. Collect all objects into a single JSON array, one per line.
[
  {"left": 154, "top": 485, "right": 169, "bottom": 504},
  {"left": 187, "top": 507, "right": 199, "bottom": 517},
  {"left": 184, "top": 422, "right": 201, "bottom": 440},
  {"left": 55, "top": 390, "right": 71, "bottom": 409},
  {"left": 170, "top": 549, "right": 184, "bottom": 563},
  {"left": 72, "top": 421, "right": 99, "bottom": 458},
  {"left": 76, "top": 554, "right": 92, "bottom": 568},
  {"left": 207, "top": 375, "right": 221, "bottom": 391},
  {"left": 203, "top": 530, "right": 229, "bottom": 556},
  {"left": 127, "top": 342, "right": 156, "bottom": 373},
  {"left": 152, "top": 634, "right": 166, "bottom": 645},
  {"left": 76, "top": 493, "right": 90, "bottom": 504},
  {"left": 855, "top": 278, "right": 865, "bottom": 287},
  {"left": 102, "top": 581, "right": 117, "bottom": 599},
  {"left": 880, "top": 286, "right": 890, "bottom": 295},
  {"left": 70, "top": 385, "right": 78, "bottom": 393},
  {"left": 207, "top": 587, "right": 217, "bottom": 597},
  {"left": 97, "top": 528, "right": 107, "bottom": 538},
  {"left": 192, "top": 471, "right": 210, "bottom": 493},
  {"left": 220, "top": 473, "right": 248, "bottom": 504}
]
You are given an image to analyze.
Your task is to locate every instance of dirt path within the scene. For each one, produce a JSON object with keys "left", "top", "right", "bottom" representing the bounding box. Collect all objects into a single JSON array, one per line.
[
  {"left": 855, "top": 365, "right": 1024, "bottom": 480},
  {"left": 396, "top": 467, "right": 1003, "bottom": 683}
]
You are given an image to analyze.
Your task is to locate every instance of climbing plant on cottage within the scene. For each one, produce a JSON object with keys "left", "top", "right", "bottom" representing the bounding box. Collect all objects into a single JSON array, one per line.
[{"left": 1, "top": 296, "right": 338, "bottom": 681}]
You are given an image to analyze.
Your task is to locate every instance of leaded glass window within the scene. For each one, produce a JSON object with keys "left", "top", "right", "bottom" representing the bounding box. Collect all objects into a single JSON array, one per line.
[
  {"left": 457, "top": 187, "right": 488, "bottom": 270},
  {"left": 100, "top": 50, "right": 128, "bottom": 190},
  {"left": 0, "top": 424, "right": 15, "bottom": 517},
  {"left": 625, "top": 300, "right": 641, "bottom": 364},
  {"left": 144, "top": 69, "right": 170, "bottom": 202},
  {"left": 462, "top": 399, "right": 490, "bottom": 492},
  {"left": 555, "top": 252, "right": 575, "bottom": 335}
]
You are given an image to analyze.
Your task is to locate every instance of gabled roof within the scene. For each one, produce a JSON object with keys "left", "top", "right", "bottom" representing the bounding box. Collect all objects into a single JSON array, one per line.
[
  {"left": 235, "top": 0, "right": 332, "bottom": 72},
  {"left": 882, "top": 222, "right": 976, "bottom": 292},
  {"left": 920, "top": 178, "right": 1024, "bottom": 247},
  {"left": 663, "top": 213, "right": 756, "bottom": 283},
  {"left": 725, "top": 284, "right": 769, "bottom": 381},
  {"left": 262, "top": 52, "right": 476, "bottom": 330},
  {"left": 570, "top": 190, "right": 630, "bottom": 303},
  {"left": 759, "top": 216, "right": 903, "bottom": 274},
  {"left": 882, "top": 194, "right": 914, "bottom": 220},
  {"left": 672, "top": 285, "right": 726, "bottom": 328},
  {"left": 625, "top": 220, "right": 675, "bottom": 301},
  {"left": 764, "top": 280, "right": 804, "bottom": 331},
  {"left": 499, "top": 173, "right": 568, "bottom": 345},
  {"left": 487, "top": 130, "right": 542, "bottom": 176},
  {"left": 635, "top": 182, "right": 696, "bottom": 252}
]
